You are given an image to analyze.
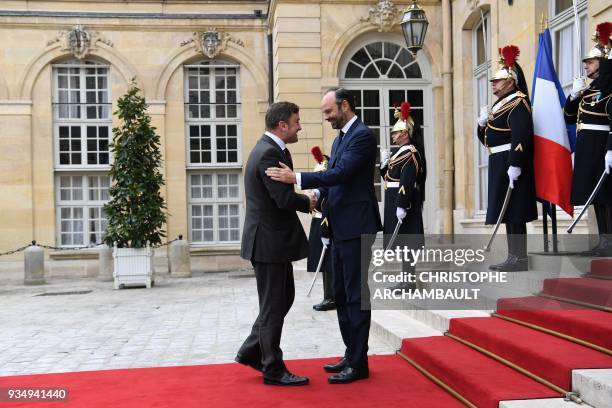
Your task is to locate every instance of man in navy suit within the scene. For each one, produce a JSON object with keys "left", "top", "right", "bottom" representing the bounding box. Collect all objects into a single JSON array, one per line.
[{"left": 266, "top": 88, "right": 382, "bottom": 384}]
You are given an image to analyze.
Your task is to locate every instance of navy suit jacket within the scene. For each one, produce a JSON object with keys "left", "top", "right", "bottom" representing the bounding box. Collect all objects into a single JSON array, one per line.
[{"left": 300, "top": 117, "right": 382, "bottom": 241}]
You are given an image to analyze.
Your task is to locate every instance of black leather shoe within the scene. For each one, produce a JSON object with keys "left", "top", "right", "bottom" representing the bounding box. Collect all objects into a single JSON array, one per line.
[
  {"left": 264, "top": 371, "right": 309, "bottom": 386},
  {"left": 235, "top": 354, "right": 262, "bottom": 372},
  {"left": 496, "top": 255, "right": 528, "bottom": 272},
  {"left": 323, "top": 357, "right": 348, "bottom": 373},
  {"left": 328, "top": 366, "right": 369, "bottom": 384},
  {"left": 581, "top": 241, "right": 612, "bottom": 257},
  {"left": 313, "top": 299, "right": 336, "bottom": 311}
]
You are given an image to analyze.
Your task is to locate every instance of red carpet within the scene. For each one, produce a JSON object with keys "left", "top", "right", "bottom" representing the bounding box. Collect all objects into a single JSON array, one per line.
[
  {"left": 400, "top": 336, "right": 559, "bottom": 408},
  {"left": 448, "top": 317, "right": 612, "bottom": 390},
  {"left": 542, "top": 277, "right": 612, "bottom": 307},
  {"left": 590, "top": 259, "right": 612, "bottom": 277},
  {"left": 497, "top": 296, "right": 612, "bottom": 350},
  {"left": 0, "top": 355, "right": 464, "bottom": 408}
]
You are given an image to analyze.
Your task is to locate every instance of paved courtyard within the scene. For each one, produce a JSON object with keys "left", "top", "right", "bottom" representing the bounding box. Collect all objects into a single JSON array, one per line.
[{"left": 0, "top": 267, "right": 394, "bottom": 377}]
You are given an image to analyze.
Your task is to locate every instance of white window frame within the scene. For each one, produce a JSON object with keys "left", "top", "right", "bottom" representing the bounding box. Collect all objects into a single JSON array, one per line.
[
  {"left": 53, "top": 62, "right": 112, "bottom": 171},
  {"left": 184, "top": 62, "right": 242, "bottom": 169},
  {"left": 472, "top": 12, "right": 491, "bottom": 215},
  {"left": 549, "top": 0, "right": 588, "bottom": 95},
  {"left": 187, "top": 171, "right": 243, "bottom": 245},
  {"left": 55, "top": 173, "right": 111, "bottom": 247}
]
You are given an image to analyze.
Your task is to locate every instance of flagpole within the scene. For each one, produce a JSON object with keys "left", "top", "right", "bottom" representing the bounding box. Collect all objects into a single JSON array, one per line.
[
  {"left": 551, "top": 204, "right": 558, "bottom": 253},
  {"left": 572, "top": 0, "right": 582, "bottom": 76},
  {"left": 542, "top": 202, "right": 549, "bottom": 252}
]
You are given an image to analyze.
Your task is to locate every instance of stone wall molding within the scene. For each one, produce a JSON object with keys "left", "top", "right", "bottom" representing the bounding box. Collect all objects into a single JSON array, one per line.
[
  {"left": 46, "top": 24, "right": 114, "bottom": 60},
  {"left": 18, "top": 40, "right": 140, "bottom": 100},
  {"left": 155, "top": 40, "right": 267, "bottom": 102},
  {"left": 180, "top": 28, "right": 245, "bottom": 59},
  {"left": 360, "top": 0, "right": 402, "bottom": 32}
]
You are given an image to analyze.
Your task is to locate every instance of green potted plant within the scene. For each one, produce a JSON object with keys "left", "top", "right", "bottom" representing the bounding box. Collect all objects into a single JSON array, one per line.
[{"left": 103, "top": 81, "right": 167, "bottom": 289}]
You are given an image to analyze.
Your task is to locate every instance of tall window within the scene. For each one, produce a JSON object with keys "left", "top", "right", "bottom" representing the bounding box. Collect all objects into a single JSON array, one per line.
[
  {"left": 550, "top": 0, "right": 588, "bottom": 96},
  {"left": 473, "top": 13, "right": 491, "bottom": 213},
  {"left": 185, "top": 60, "right": 242, "bottom": 244},
  {"left": 53, "top": 60, "right": 111, "bottom": 247}
]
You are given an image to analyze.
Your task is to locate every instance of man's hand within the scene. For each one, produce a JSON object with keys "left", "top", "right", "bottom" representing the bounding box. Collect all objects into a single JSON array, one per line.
[
  {"left": 605, "top": 150, "right": 612, "bottom": 174},
  {"left": 304, "top": 190, "right": 317, "bottom": 211},
  {"left": 396, "top": 207, "right": 407, "bottom": 221},
  {"left": 321, "top": 237, "right": 330, "bottom": 247},
  {"left": 478, "top": 106, "right": 490, "bottom": 128},
  {"left": 266, "top": 162, "right": 297, "bottom": 184},
  {"left": 570, "top": 77, "right": 587, "bottom": 101},
  {"left": 507, "top": 165, "right": 521, "bottom": 189}
]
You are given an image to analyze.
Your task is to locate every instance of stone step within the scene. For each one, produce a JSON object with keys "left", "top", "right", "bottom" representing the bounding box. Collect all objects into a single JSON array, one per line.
[
  {"left": 370, "top": 310, "right": 441, "bottom": 351},
  {"left": 398, "top": 308, "right": 490, "bottom": 333},
  {"left": 528, "top": 254, "right": 594, "bottom": 276},
  {"left": 499, "top": 399, "right": 591, "bottom": 408},
  {"left": 573, "top": 369, "right": 612, "bottom": 408}
]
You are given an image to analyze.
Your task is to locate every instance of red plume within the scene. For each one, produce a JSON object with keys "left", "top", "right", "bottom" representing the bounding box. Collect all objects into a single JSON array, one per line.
[
  {"left": 311, "top": 146, "right": 324, "bottom": 164},
  {"left": 501, "top": 45, "right": 520, "bottom": 69},
  {"left": 596, "top": 22, "right": 612, "bottom": 47},
  {"left": 400, "top": 101, "right": 411, "bottom": 121}
]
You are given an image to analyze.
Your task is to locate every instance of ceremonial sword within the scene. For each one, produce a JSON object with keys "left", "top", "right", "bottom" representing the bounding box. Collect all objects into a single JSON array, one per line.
[
  {"left": 306, "top": 243, "right": 327, "bottom": 297},
  {"left": 567, "top": 170, "right": 608, "bottom": 233},
  {"left": 484, "top": 184, "right": 513, "bottom": 252}
]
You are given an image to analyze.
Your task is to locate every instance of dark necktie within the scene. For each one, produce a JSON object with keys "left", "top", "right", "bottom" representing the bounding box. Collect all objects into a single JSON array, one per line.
[
  {"left": 284, "top": 148, "right": 293, "bottom": 169},
  {"left": 338, "top": 130, "right": 345, "bottom": 142}
]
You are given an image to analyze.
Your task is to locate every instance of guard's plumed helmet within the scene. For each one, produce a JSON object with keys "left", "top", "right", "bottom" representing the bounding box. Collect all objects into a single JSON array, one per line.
[
  {"left": 311, "top": 146, "right": 328, "bottom": 172},
  {"left": 583, "top": 22, "right": 612, "bottom": 61},
  {"left": 491, "top": 45, "right": 520, "bottom": 82},
  {"left": 391, "top": 101, "right": 414, "bottom": 135}
]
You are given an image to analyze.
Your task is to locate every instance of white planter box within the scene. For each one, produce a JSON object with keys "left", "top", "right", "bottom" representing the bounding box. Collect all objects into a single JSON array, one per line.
[{"left": 113, "top": 245, "right": 154, "bottom": 289}]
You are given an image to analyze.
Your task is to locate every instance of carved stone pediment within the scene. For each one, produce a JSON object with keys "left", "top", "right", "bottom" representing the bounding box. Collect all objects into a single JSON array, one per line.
[
  {"left": 180, "top": 28, "right": 244, "bottom": 59},
  {"left": 47, "top": 25, "right": 113, "bottom": 59},
  {"left": 469, "top": 0, "right": 481, "bottom": 10},
  {"left": 360, "top": 0, "right": 402, "bottom": 32}
]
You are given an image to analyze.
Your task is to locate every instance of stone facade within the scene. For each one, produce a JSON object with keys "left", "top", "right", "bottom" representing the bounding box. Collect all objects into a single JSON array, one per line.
[{"left": 0, "top": 0, "right": 609, "bottom": 272}]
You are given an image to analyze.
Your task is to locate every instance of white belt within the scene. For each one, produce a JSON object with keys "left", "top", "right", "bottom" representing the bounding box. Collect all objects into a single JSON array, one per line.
[
  {"left": 386, "top": 182, "right": 400, "bottom": 188},
  {"left": 577, "top": 123, "right": 610, "bottom": 132},
  {"left": 312, "top": 212, "right": 322, "bottom": 219},
  {"left": 488, "top": 143, "right": 511, "bottom": 154}
]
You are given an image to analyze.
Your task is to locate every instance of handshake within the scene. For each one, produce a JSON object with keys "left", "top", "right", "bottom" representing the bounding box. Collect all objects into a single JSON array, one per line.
[{"left": 303, "top": 190, "right": 319, "bottom": 211}]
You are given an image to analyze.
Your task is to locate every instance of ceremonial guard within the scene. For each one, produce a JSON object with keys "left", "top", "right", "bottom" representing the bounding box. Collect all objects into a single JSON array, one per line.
[
  {"left": 307, "top": 147, "right": 336, "bottom": 311},
  {"left": 477, "top": 45, "right": 537, "bottom": 271},
  {"left": 380, "top": 102, "right": 426, "bottom": 288},
  {"left": 564, "top": 22, "right": 612, "bottom": 257}
]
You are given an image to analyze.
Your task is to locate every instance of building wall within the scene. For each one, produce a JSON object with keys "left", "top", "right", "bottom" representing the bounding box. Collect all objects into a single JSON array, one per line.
[{"left": 0, "top": 0, "right": 609, "bottom": 269}]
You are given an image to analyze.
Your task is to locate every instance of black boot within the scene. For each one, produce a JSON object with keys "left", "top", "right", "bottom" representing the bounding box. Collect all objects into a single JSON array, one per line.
[{"left": 313, "top": 298, "right": 336, "bottom": 311}]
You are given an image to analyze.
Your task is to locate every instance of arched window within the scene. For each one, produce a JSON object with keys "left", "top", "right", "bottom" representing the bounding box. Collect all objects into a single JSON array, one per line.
[
  {"left": 184, "top": 59, "right": 242, "bottom": 244},
  {"left": 53, "top": 59, "right": 111, "bottom": 247},
  {"left": 344, "top": 41, "right": 422, "bottom": 79}
]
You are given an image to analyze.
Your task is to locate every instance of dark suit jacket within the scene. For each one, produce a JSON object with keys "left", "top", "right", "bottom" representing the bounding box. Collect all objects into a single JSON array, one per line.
[
  {"left": 240, "top": 134, "right": 310, "bottom": 263},
  {"left": 300, "top": 117, "right": 382, "bottom": 241}
]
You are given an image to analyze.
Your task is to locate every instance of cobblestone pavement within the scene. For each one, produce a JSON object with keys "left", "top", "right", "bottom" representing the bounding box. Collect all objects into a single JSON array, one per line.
[{"left": 0, "top": 267, "right": 394, "bottom": 376}]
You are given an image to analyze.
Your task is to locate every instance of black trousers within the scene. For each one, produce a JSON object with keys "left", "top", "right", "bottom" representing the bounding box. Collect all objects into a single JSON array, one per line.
[
  {"left": 331, "top": 237, "right": 374, "bottom": 370},
  {"left": 594, "top": 204, "right": 612, "bottom": 235},
  {"left": 506, "top": 223, "right": 527, "bottom": 258},
  {"left": 237, "top": 261, "right": 295, "bottom": 377}
]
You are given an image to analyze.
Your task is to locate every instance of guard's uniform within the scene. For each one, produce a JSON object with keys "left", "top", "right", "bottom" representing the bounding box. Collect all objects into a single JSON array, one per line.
[
  {"left": 381, "top": 144, "right": 425, "bottom": 244},
  {"left": 306, "top": 201, "right": 334, "bottom": 307},
  {"left": 477, "top": 90, "right": 538, "bottom": 226},
  {"left": 564, "top": 86, "right": 612, "bottom": 206}
]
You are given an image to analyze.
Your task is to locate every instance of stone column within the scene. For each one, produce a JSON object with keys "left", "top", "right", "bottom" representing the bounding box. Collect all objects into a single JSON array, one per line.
[
  {"left": 97, "top": 244, "right": 114, "bottom": 281},
  {"left": 168, "top": 236, "right": 191, "bottom": 278},
  {"left": 24, "top": 243, "right": 44, "bottom": 285}
]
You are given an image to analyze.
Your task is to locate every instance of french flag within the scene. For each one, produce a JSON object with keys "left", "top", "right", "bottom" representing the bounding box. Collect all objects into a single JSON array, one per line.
[{"left": 531, "top": 29, "right": 575, "bottom": 217}]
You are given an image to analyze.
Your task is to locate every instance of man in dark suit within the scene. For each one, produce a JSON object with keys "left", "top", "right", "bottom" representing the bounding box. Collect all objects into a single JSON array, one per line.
[
  {"left": 266, "top": 88, "right": 382, "bottom": 384},
  {"left": 236, "top": 101, "right": 316, "bottom": 386}
]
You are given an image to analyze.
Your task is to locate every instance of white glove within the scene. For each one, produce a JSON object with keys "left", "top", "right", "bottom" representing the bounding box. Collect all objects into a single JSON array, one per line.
[
  {"left": 321, "top": 237, "right": 330, "bottom": 247},
  {"left": 570, "top": 77, "right": 587, "bottom": 100},
  {"left": 478, "top": 106, "right": 490, "bottom": 127},
  {"left": 507, "top": 166, "right": 522, "bottom": 189},
  {"left": 396, "top": 207, "right": 407, "bottom": 221},
  {"left": 605, "top": 150, "right": 612, "bottom": 174},
  {"left": 380, "top": 148, "right": 390, "bottom": 168}
]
